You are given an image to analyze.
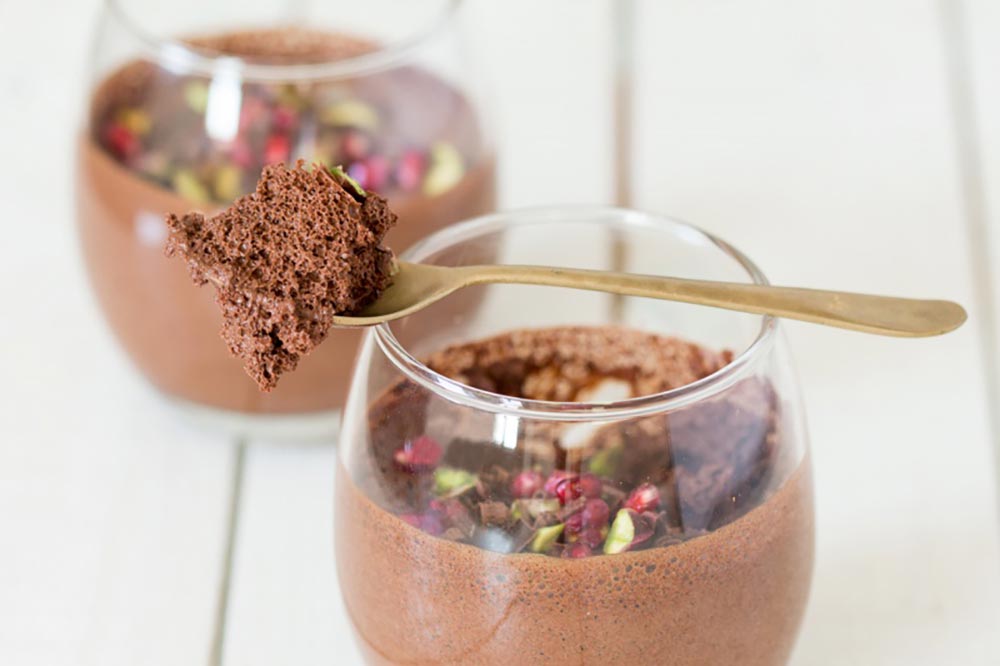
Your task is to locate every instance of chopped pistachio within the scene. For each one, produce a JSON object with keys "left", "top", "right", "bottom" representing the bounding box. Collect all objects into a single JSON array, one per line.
[
  {"left": 213, "top": 165, "right": 243, "bottom": 203},
  {"left": 587, "top": 444, "right": 624, "bottom": 477},
  {"left": 172, "top": 169, "right": 210, "bottom": 204},
  {"left": 330, "top": 165, "right": 366, "bottom": 198},
  {"left": 529, "top": 523, "right": 564, "bottom": 553},
  {"left": 183, "top": 81, "right": 209, "bottom": 114},
  {"left": 603, "top": 509, "right": 635, "bottom": 555},
  {"left": 479, "top": 501, "right": 510, "bottom": 526},
  {"left": 511, "top": 498, "right": 560, "bottom": 522},
  {"left": 117, "top": 108, "right": 152, "bottom": 136},
  {"left": 422, "top": 141, "right": 464, "bottom": 196},
  {"left": 433, "top": 466, "right": 478, "bottom": 497},
  {"left": 321, "top": 99, "right": 379, "bottom": 130}
]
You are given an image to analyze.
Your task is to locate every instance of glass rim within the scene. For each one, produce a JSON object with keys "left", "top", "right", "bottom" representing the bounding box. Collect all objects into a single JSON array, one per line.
[
  {"left": 104, "top": 0, "right": 462, "bottom": 82},
  {"left": 373, "top": 206, "right": 779, "bottom": 422}
]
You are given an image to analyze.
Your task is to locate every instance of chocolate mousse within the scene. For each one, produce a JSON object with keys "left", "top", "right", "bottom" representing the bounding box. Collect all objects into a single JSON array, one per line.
[
  {"left": 76, "top": 27, "right": 496, "bottom": 414},
  {"left": 165, "top": 162, "right": 396, "bottom": 391},
  {"left": 336, "top": 327, "right": 814, "bottom": 665}
]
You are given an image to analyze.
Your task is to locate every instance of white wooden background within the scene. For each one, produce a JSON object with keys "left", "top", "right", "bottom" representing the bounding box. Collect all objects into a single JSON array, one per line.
[{"left": 2, "top": 1, "right": 1000, "bottom": 664}]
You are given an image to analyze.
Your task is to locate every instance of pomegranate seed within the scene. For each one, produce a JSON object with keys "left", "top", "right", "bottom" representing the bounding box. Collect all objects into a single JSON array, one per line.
[
  {"left": 347, "top": 161, "right": 369, "bottom": 190},
  {"left": 399, "top": 514, "right": 422, "bottom": 528},
  {"left": 272, "top": 105, "right": 297, "bottom": 132},
  {"left": 429, "top": 498, "right": 468, "bottom": 523},
  {"left": 553, "top": 473, "right": 602, "bottom": 505},
  {"left": 399, "top": 511, "right": 443, "bottom": 535},
  {"left": 578, "top": 527, "right": 605, "bottom": 549},
  {"left": 563, "top": 543, "right": 593, "bottom": 559},
  {"left": 543, "top": 471, "right": 572, "bottom": 497},
  {"left": 264, "top": 133, "right": 290, "bottom": 165},
  {"left": 581, "top": 498, "right": 610, "bottom": 528},
  {"left": 364, "top": 154, "right": 390, "bottom": 191},
  {"left": 578, "top": 473, "right": 603, "bottom": 499},
  {"left": 228, "top": 139, "right": 253, "bottom": 168},
  {"left": 341, "top": 131, "right": 371, "bottom": 161},
  {"left": 103, "top": 122, "right": 140, "bottom": 160},
  {"left": 418, "top": 512, "right": 444, "bottom": 536},
  {"left": 395, "top": 149, "right": 426, "bottom": 191},
  {"left": 564, "top": 512, "right": 584, "bottom": 538},
  {"left": 239, "top": 97, "right": 268, "bottom": 130},
  {"left": 510, "top": 470, "right": 544, "bottom": 498},
  {"left": 393, "top": 435, "right": 443, "bottom": 472},
  {"left": 624, "top": 483, "right": 660, "bottom": 513}
]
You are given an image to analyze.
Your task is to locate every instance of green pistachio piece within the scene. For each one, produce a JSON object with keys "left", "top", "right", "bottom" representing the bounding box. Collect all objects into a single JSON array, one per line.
[
  {"left": 510, "top": 498, "right": 561, "bottom": 522},
  {"left": 321, "top": 99, "right": 379, "bottom": 130},
  {"left": 183, "top": 81, "right": 209, "bottom": 114},
  {"left": 422, "top": 142, "right": 464, "bottom": 196},
  {"left": 329, "top": 165, "right": 366, "bottom": 198},
  {"left": 529, "top": 523, "right": 564, "bottom": 553},
  {"left": 172, "top": 169, "right": 210, "bottom": 204},
  {"left": 587, "top": 445, "right": 624, "bottom": 477},
  {"left": 433, "top": 466, "right": 478, "bottom": 497},
  {"left": 603, "top": 509, "right": 635, "bottom": 555},
  {"left": 213, "top": 165, "right": 242, "bottom": 203},
  {"left": 117, "top": 108, "right": 152, "bottom": 136}
]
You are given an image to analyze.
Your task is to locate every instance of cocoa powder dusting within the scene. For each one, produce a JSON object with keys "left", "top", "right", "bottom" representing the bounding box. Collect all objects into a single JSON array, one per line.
[{"left": 165, "top": 161, "right": 396, "bottom": 391}]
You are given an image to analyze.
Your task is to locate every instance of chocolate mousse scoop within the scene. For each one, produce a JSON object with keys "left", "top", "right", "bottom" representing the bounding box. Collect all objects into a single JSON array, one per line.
[{"left": 165, "top": 161, "right": 397, "bottom": 391}]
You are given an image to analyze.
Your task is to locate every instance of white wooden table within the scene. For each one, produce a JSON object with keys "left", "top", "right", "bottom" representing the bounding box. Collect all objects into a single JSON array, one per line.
[{"left": 2, "top": 1, "right": 999, "bottom": 664}]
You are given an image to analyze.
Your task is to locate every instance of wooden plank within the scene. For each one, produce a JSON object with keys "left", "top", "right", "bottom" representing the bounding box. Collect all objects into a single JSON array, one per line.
[
  {"left": 961, "top": 0, "right": 1000, "bottom": 525},
  {"left": 632, "top": 1, "right": 1000, "bottom": 663},
  {"left": 0, "top": 0, "right": 236, "bottom": 664},
  {"left": 218, "top": 444, "right": 356, "bottom": 666}
]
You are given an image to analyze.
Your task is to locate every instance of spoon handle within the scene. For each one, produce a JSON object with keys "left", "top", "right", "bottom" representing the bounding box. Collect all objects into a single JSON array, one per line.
[{"left": 461, "top": 264, "right": 966, "bottom": 337}]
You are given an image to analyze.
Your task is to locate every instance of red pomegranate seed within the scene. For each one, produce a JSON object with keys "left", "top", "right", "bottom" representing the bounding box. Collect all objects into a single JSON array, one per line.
[
  {"left": 399, "top": 514, "right": 422, "bottom": 528},
  {"left": 553, "top": 473, "right": 602, "bottom": 505},
  {"left": 341, "top": 131, "right": 371, "bottom": 162},
  {"left": 229, "top": 139, "right": 253, "bottom": 168},
  {"left": 581, "top": 498, "right": 610, "bottom": 528},
  {"left": 543, "top": 471, "right": 572, "bottom": 497},
  {"left": 563, "top": 542, "right": 593, "bottom": 559},
  {"left": 578, "top": 473, "right": 603, "bottom": 499},
  {"left": 264, "top": 133, "right": 290, "bottom": 165},
  {"left": 395, "top": 149, "right": 426, "bottom": 191},
  {"left": 564, "top": 512, "right": 584, "bottom": 538},
  {"left": 510, "top": 470, "right": 544, "bottom": 498},
  {"left": 578, "top": 527, "right": 605, "bottom": 549},
  {"left": 103, "top": 122, "right": 140, "bottom": 160},
  {"left": 272, "top": 105, "right": 297, "bottom": 132},
  {"left": 624, "top": 483, "right": 660, "bottom": 513},
  {"left": 365, "top": 154, "right": 390, "bottom": 191},
  {"left": 347, "top": 161, "right": 369, "bottom": 190},
  {"left": 418, "top": 512, "right": 444, "bottom": 536},
  {"left": 393, "top": 435, "right": 443, "bottom": 472}
]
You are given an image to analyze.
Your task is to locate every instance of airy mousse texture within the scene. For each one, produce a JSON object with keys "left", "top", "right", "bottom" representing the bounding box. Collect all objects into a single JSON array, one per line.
[
  {"left": 165, "top": 162, "right": 395, "bottom": 391},
  {"left": 336, "top": 327, "right": 814, "bottom": 665},
  {"left": 77, "top": 27, "right": 496, "bottom": 413}
]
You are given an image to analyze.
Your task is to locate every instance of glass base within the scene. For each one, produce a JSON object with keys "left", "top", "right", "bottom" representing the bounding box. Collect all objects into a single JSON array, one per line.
[{"left": 167, "top": 397, "right": 341, "bottom": 444}]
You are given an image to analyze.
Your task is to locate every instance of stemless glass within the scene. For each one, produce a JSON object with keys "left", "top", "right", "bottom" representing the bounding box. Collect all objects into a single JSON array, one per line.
[
  {"left": 76, "top": 0, "right": 495, "bottom": 435},
  {"left": 336, "top": 208, "right": 814, "bottom": 666}
]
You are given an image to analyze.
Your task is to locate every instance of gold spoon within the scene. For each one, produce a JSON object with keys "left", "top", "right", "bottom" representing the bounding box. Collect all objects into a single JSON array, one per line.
[{"left": 328, "top": 261, "right": 966, "bottom": 337}]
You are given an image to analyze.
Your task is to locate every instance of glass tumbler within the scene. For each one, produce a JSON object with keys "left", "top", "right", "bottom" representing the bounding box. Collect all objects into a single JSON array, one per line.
[
  {"left": 336, "top": 207, "right": 815, "bottom": 665},
  {"left": 75, "top": 0, "right": 495, "bottom": 434}
]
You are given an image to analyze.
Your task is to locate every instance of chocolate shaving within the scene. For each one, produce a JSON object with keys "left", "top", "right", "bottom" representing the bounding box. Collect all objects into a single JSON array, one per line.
[{"left": 479, "top": 501, "right": 510, "bottom": 526}]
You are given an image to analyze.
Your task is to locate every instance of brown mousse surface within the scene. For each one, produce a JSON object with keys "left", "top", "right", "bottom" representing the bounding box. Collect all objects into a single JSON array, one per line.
[
  {"left": 336, "top": 327, "right": 814, "bottom": 665},
  {"left": 165, "top": 162, "right": 396, "bottom": 391},
  {"left": 76, "top": 27, "right": 496, "bottom": 413}
]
